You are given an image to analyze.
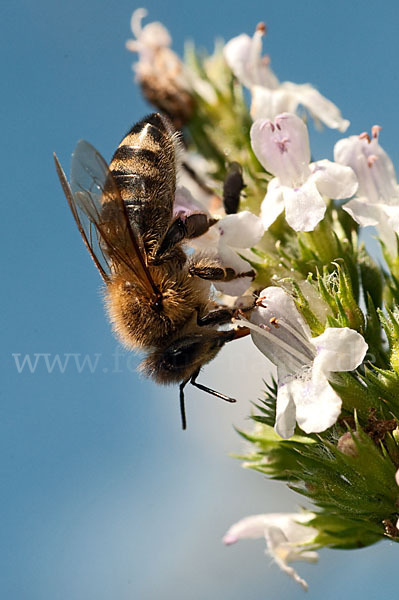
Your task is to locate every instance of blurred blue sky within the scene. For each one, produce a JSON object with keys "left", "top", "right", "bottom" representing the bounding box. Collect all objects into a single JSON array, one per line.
[{"left": 3, "top": 1, "right": 399, "bottom": 598}]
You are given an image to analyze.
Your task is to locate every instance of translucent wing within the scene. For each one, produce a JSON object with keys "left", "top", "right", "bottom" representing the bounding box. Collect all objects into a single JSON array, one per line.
[{"left": 54, "top": 140, "right": 161, "bottom": 301}]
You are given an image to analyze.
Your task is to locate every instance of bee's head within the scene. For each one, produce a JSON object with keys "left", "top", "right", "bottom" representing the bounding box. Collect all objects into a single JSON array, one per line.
[{"left": 139, "top": 331, "right": 228, "bottom": 384}]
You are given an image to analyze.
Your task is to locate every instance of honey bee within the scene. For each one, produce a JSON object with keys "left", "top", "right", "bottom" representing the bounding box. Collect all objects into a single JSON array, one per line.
[{"left": 54, "top": 113, "right": 253, "bottom": 428}]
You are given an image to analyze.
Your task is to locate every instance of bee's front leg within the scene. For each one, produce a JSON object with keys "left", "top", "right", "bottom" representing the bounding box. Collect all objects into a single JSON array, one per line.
[{"left": 195, "top": 302, "right": 255, "bottom": 327}]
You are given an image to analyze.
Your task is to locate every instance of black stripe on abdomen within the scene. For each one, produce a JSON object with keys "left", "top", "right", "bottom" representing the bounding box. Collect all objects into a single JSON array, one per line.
[
  {"left": 111, "top": 172, "right": 158, "bottom": 198},
  {"left": 112, "top": 146, "right": 160, "bottom": 166}
]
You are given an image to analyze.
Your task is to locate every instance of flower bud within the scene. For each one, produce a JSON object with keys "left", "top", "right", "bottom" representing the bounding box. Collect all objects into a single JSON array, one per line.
[{"left": 337, "top": 431, "right": 360, "bottom": 457}]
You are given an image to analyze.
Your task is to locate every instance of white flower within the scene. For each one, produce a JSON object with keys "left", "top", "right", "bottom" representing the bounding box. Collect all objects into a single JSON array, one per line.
[
  {"left": 174, "top": 187, "right": 265, "bottom": 296},
  {"left": 126, "top": 9, "right": 193, "bottom": 127},
  {"left": 224, "top": 26, "right": 349, "bottom": 132},
  {"left": 126, "top": 9, "right": 176, "bottom": 79},
  {"left": 250, "top": 113, "right": 358, "bottom": 231},
  {"left": 334, "top": 127, "right": 399, "bottom": 255},
  {"left": 223, "top": 512, "right": 319, "bottom": 591},
  {"left": 239, "top": 287, "right": 368, "bottom": 438}
]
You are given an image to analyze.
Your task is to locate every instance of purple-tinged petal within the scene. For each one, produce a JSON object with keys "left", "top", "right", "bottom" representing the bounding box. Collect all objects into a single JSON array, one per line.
[
  {"left": 334, "top": 132, "right": 399, "bottom": 205},
  {"left": 250, "top": 113, "right": 311, "bottom": 186},
  {"left": 310, "top": 159, "right": 358, "bottom": 200},
  {"left": 174, "top": 186, "right": 209, "bottom": 217},
  {"left": 283, "top": 178, "right": 326, "bottom": 231}
]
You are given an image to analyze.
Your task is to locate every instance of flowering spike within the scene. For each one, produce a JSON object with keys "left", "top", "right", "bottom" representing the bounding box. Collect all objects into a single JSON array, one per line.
[{"left": 123, "top": 11, "right": 399, "bottom": 589}]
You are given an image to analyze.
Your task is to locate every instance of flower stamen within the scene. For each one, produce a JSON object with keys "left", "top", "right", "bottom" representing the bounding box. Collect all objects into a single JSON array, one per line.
[
  {"left": 234, "top": 317, "right": 314, "bottom": 365},
  {"left": 372, "top": 124, "right": 382, "bottom": 139},
  {"left": 359, "top": 131, "right": 371, "bottom": 142}
]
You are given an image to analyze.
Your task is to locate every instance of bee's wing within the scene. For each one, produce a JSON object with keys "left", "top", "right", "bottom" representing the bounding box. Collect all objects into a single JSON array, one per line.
[{"left": 54, "top": 141, "right": 161, "bottom": 300}]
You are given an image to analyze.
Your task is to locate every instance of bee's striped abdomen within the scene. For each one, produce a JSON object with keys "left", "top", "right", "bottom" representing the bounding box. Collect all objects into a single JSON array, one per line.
[{"left": 109, "top": 113, "right": 179, "bottom": 246}]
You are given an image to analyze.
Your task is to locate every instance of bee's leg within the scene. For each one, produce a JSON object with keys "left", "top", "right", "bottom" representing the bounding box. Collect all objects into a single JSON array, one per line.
[
  {"left": 179, "top": 366, "right": 237, "bottom": 430},
  {"left": 189, "top": 368, "right": 237, "bottom": 403},
  {"left": 179, "top": 378, "right": 189, "bottom": 430},
  {"left": 189, "top": 264, "right": 255, "bottom": 282},
  {"left": 196, "top": 307, "right": 235, "bottom": 326},
  {"left": 154, "top": 213, "right": 216, "bottom": 261}
]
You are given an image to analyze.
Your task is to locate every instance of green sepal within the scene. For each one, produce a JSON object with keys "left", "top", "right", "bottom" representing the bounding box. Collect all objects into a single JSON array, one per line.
[{"left": 378, "top": 307, "right": 399, "bottom": 372}]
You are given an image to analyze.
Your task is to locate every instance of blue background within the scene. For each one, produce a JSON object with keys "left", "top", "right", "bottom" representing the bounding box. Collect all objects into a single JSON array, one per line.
[{"left": 3, "top": 1, "right": 399, "bottom": 598}]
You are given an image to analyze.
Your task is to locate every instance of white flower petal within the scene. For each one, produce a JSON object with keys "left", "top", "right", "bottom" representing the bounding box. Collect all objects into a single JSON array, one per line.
[
  {"left": 311, "top": 327, "right": 368, "bottom": 374},
  {"left": 223, "top": 34, "right": 255, "bottom": 88},
  {"left": 215, "top": 211, "right": 265, "bottom": 248},
  {"left": 377, "top": 205, "right": 399, "bottom": 255},
  {"left": 381, "top": 204, "right": 399, "bottom": 234},
  {"left": 186, "top": 227, "right": 220, "bottom": 251},
  {"left": 127, "top": 8, "right": 172, "bottom": 51},
  {"left": 283, "top": 82, "right": 349, "bottom": 132},
  {"left": 335, "top": 133, "right": 399, "bottom": 205},
  {"left": 251, "top": 286, "right": 315, "bottom": 376},
  {"left": 283, "top": 178, "right": 326, "bottom": 231},
  {"left": 343, "top": 198, "right": 383, "bottom": 227},
  {"left": 223, "top": 32, "right": 279, "bottom": 89},
  {"left": 251, "top": 287, "right": 313, "bottom": 359},
  {"left": 223, "top": 514, "right": 269, "bottom": 544},
  {"left": 293, "top": 374, "right": 342, "bottom": 434},
  {"left": 213, "top": 245, "right": 254, "bottom": 296},
  {"left": 266, "top": 527, "right": 310, "bottom": 591},
  {"left": 275, "top": 377, "right": 298, "bottom": 439},
  {"left": 250, "top": 86, "right": 298, "bottom": 121},
  {"left": 260, "top": 179, "right": 286, "bottom": 229},
  {"left": 310, "top": 159, "right": 358, "bottom": 200},
  {"left": 224, "top": 513, "right": 318, "bottom": 591},
  {"left": 250, "top": 113, "right": 311, "bottom": 186}
]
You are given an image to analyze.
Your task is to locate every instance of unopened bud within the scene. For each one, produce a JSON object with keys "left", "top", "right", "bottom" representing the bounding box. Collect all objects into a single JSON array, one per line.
[{"left": 337, "top": 432, "right": 360, "bottom": 457}]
